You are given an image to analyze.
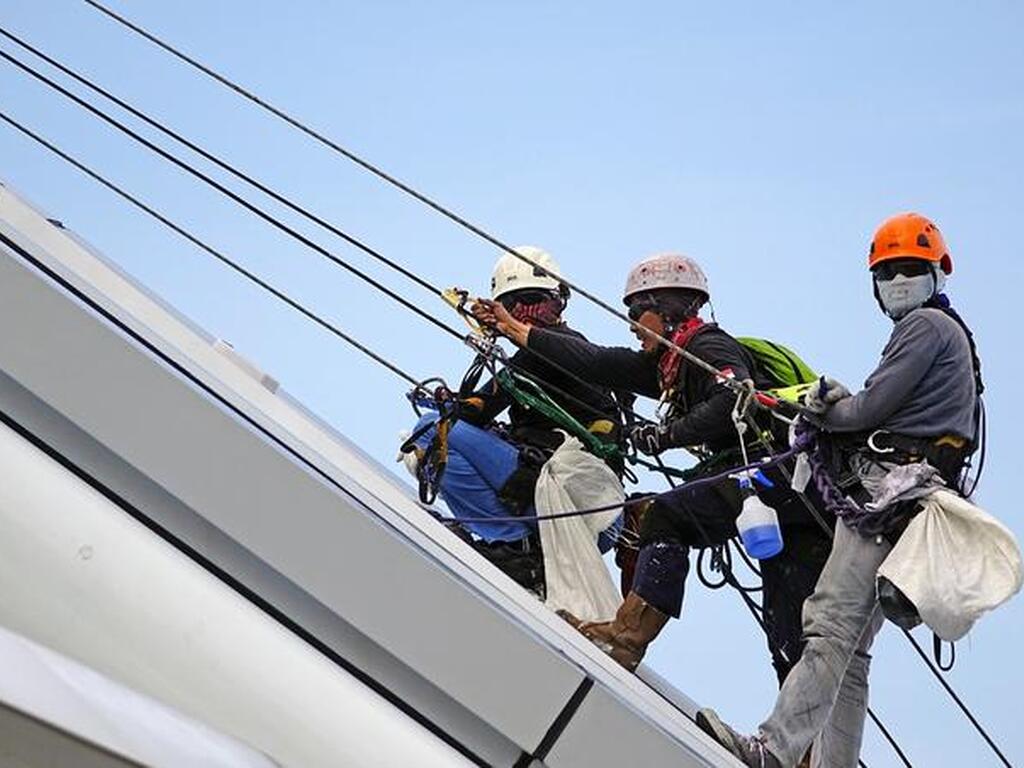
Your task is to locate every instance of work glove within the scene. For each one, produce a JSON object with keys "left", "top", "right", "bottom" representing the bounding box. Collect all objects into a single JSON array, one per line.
[
  {"left": 396, "top": 430, "right": 422, "bottom": 477},
  {"left": 803, "top": 375, "right": 851, "bottom": 414},
  {"left": 629, "top": 422, "right": 672, "bottom": 456}
]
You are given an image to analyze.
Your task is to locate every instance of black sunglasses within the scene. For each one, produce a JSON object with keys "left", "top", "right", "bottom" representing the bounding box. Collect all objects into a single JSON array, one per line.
[
  {"left": 499, "top": 289, "right": 555, "bottom": 310},
  {"left": 627, "top": 294, "right": 661, "bottom": 321},
  {"left": 872, "top": 259, "right": 933, "bottom": 281}
]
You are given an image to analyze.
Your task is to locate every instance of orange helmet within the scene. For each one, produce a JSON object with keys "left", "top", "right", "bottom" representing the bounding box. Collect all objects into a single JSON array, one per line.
[{"left": 868, "top": 213, "right": 952, "bottom": 275}]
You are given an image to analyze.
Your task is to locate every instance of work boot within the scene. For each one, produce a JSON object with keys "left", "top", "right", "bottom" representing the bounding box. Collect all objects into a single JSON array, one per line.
[
  {"left": 696, "top": 708, "right": 782, "bottom": 768},
  {"left": 560, "top": 592, "right": 668, "bottom": 671}
]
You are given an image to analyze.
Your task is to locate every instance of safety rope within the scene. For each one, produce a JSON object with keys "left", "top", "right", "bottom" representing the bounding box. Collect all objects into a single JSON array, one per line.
[
  {"left": 0, "top": 47, "right": 471, "bottom": 346},
  {"left": 902, "top": 629, "right": 1012, "bottom": 768},
  {"left": 431, "top": 443, "right": 802, "bottom": 526},
  {"left": 0, "top": 26, "right": 444, "bottom": 302}
]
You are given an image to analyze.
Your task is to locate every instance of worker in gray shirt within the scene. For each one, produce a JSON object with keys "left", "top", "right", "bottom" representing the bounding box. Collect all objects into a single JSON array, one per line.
[{"left": 697, "top": 213, "right": 984, "bottom": 768}]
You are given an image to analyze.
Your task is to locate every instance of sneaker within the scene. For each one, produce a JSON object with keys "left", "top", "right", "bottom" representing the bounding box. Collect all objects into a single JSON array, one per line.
[{"left": 695, "top": 708, "right": 781, "bottom": 768}]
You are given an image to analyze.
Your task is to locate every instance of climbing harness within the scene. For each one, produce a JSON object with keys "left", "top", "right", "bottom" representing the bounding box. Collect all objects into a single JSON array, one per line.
[
  {"left": 400, "top": 379, "right": 459, "bottom": 504},
  {"left": 402, "top": 324, "right": 625, "bottom": 505}
]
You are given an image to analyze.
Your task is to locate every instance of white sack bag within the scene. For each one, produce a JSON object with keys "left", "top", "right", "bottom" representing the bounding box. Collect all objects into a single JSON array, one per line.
[
  {"left": 535, "top": 436, "right": 624, "bottom": 623},
  {"left": 877, "top": 489, "right": 1023, "bottom": 641}
]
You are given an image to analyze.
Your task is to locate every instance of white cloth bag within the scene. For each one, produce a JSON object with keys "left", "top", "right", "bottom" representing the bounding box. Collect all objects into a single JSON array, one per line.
[
  {"left": 534, "top": 436, "right": 624, "bottom": 623},
  {"left": 877, "top": 489, "right": 1023, "bottom": 641}
]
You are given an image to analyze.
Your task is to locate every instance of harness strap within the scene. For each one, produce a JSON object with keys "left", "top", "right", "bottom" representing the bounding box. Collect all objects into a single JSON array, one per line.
[
  {"left": 495, "top": 368, "right": 621, "bottom": 461},
  {"left": 857, "top": 429, "right": 970, "bottom": 486},
  {"left": 400, "top": 390, "right": 460, "bottom": 505},
  {"left": 934, "top": 633, "right": 956, "bottom": 672}
]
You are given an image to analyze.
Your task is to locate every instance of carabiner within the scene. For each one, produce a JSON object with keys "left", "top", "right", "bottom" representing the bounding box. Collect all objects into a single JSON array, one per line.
[{"left": 866, "top": 429, "right": 896, "bottom": 455}]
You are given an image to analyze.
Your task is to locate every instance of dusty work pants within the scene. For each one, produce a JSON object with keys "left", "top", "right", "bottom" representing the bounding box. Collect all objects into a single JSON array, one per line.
[{"left": 759, "top": 521, "right": 890, "bottom": 768}]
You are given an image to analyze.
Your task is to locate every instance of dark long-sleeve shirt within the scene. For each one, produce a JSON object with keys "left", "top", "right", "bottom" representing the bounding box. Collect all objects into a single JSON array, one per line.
[{"left": 529, "top": 324, "right": 768, "bottom": 452}]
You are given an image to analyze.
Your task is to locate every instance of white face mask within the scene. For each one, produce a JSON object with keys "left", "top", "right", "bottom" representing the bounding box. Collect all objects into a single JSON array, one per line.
[{"left": 875, "top": 268, "right": 943, "bottom": 319}]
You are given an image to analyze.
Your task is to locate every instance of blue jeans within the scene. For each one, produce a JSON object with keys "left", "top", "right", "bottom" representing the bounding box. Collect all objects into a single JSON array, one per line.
[
  {"left": 412, "top": 416, "right": 534, "bottom": 543},
  {"left": 759, "top": 521, "right": 889, "bottom": 767}
]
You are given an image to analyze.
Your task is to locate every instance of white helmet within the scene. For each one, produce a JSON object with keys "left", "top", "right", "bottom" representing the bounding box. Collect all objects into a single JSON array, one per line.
[
  {"left": 491, "top": 246, "right": 566, "bottom": 300},
  {"left": 623, "top": 253, "right": 709, "bottom": 305}
]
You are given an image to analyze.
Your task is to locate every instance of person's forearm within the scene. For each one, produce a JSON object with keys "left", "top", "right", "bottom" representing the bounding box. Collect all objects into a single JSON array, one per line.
[
  {"left": 527, "top": 327, "right": 652, "bottom": 392},
  {"left": 508, "top": 318, "right": 530, "bottom": 346}
]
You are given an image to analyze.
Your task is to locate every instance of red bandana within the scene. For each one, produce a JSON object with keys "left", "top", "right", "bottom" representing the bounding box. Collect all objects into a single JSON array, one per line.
[
  {"left": 657, "top": 318, "right": 706, "bottom": 392},
  {"left": 510, "top": 298, "right": 563, "bottom": 327}
]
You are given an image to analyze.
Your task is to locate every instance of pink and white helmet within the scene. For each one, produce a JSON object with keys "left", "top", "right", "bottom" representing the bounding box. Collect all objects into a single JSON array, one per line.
[{"left": 622, "top": 253, "right": 710, "bottom": 305}]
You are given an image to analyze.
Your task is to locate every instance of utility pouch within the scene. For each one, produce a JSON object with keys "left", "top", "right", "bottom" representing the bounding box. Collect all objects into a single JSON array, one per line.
[{"left": 497, "top": 432, "right": 565, "bottom": 515}]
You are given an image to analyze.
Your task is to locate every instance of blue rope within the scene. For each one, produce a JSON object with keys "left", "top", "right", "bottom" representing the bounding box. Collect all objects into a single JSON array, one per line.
[{"left": 432, "top": 443, "right": 803, "bottom": 526}]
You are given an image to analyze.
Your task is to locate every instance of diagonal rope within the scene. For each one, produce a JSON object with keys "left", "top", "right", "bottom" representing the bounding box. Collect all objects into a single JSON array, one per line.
[
  {"left": 0, "top": 46, "right": 468, "bottom": 346},
  {"left": 901, "top": 628, "right": 1011, "bottom": 768},
  {"left": 0, "top": 25, "right": 440, "bottom": 299}
]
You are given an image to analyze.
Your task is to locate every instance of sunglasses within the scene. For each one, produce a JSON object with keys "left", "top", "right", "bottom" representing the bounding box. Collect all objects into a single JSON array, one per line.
[
  {"left": 871, "top": 259, "right": 933, "bottom": 281},
  {"left": 498, "top": 289, "right": 555, "bottom": 310},
  {"left": 627, "top": 294, "right": 661, "bottom": 321}
]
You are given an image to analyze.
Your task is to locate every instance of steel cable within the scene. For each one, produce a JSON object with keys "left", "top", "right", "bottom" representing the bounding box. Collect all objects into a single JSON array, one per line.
[{"left": 0, "top": 46, "right": 469, "bottom": 346}]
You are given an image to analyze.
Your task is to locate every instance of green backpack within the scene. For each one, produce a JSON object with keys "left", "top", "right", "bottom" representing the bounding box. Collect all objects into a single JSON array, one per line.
[{"left": 736, "top": 337, "right": 818, "bottom": 403}]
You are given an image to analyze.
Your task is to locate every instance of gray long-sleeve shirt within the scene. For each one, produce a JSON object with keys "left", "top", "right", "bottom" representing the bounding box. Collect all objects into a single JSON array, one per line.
[{"left": 824, "top": 307, "right": 977, "bottom": 440}]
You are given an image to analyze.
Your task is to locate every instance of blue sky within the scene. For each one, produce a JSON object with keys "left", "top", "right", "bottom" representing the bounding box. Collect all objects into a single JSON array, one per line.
[{"left": 3, "top": 2, "right": 1022, "bottom": 764}]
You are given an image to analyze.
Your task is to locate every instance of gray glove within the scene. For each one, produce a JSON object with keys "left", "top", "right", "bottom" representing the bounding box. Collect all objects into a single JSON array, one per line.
[
  {"left": 630, "top": 422, "right": 672, "bottom": 456},
  {"left": 803, "top": 375, "right": 851, "bottom": 414}
]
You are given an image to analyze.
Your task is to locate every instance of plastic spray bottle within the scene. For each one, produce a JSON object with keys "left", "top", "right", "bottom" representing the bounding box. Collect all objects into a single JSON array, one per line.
[{"left": 735, "top": 474, "right": 783, "bottom": 559}]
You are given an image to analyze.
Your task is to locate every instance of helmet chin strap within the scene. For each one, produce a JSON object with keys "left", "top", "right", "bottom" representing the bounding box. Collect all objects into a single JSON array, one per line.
[
  {"left": 660, "top": 294, "right": 707, "bottom": 333},
  {"left": 707, "top": 298, "right": 718, "bottom": 325}
]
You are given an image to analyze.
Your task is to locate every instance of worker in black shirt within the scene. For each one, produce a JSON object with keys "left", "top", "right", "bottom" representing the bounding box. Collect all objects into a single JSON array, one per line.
[
  {"left": 474, "top": 253, "right": 834, "bottom": 681},
  {"left": 405, "top": 246, "right": 623, "bottom": 597},
  {"left": 463, "top": 247, "right": 623, "bottom": 450}
]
